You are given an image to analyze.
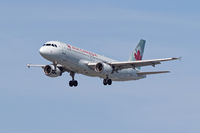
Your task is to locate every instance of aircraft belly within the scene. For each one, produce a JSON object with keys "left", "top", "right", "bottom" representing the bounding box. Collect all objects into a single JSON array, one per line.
[
  {"left": 110, "top": 69, "right": 145, "bottom": 81},
  {"left": 56, "top": 51, "right": 145, "bottom": 81}
]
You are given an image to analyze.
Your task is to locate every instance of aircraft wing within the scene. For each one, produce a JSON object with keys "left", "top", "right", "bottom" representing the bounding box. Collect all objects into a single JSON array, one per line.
[
  {"left": 27, "top": 64, "right": 69, "bottom": 71},
  {"left": 27, "top": 64, "right": 65, "bottom": 68},
  {"left": 27, "top": 64, "right": 71, "bottom": 73},
  {"left": 27, "top": 64, "right": 46, "bottom": 68},
  {"left": 109, "top": 57, "right": 180, "bottom": 70}
]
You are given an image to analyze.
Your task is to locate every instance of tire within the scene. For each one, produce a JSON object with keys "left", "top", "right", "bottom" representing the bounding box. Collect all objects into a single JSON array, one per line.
[
  {"left": 74, "top": 80, "right": 78, "bottom": 87},
  {"left": 107, "top": 79, "right": 112, "bottom": 85},
  {"left": 103, "top": 79, "right": 107, "bottom": 85},
  {"left": 69, "top": 81, "right": 73, "bottom": 87}
]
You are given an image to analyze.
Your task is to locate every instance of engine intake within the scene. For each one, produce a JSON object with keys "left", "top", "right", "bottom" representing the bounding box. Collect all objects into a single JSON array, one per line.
[
  {"left": 95, "top": 62, "right": 112, "bottom": 75},
  {"left": 95, "top": 62, "right": 103, "bottom": 72},
  {"left": 44, "top": 65, "right": 62, "bottom": 77}
]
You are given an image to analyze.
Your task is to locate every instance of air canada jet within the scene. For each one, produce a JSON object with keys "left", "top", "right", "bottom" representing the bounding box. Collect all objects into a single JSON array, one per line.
[{"left": 27, "top": 39, "right": 179, "bottom": 87}]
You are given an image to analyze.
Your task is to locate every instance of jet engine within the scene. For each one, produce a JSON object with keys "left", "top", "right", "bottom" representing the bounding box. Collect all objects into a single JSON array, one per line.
[
  {"left": 44, "top": 65, "right": 62, "bottom": 77},
  {"left": 95, "top": 62, "right": 112, "bottom": 75}
]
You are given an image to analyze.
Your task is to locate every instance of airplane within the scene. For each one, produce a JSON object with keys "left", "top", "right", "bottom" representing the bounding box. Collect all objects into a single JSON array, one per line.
[{"left": 27, "top": 39, "right": 179, "bottom": 87}]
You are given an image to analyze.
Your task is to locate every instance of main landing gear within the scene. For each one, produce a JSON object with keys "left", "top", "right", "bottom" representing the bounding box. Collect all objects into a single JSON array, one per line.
[
  {"left": 69, "top": 72, "right": 78, "bottom": 87},
  {"left": 103, "top": 78, "right": 112, "bottom": 86}
]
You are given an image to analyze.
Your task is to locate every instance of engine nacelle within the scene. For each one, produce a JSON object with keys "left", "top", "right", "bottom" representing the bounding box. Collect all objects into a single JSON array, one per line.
[
  {"left": 95, "top": 62, "right": 112, "bottom": 75},
  {"left": 44, "top": 65, "right": 62, "bottom": 77}
]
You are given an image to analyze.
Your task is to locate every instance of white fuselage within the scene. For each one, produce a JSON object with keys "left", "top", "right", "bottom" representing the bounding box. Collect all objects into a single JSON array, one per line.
[{"left": 39, "top": 41, "right": 146, "bottom": 81}]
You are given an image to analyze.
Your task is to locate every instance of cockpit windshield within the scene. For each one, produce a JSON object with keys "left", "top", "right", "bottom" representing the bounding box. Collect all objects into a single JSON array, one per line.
[{"left": 43, "top": 44, "right": 57, "bottom": 47}]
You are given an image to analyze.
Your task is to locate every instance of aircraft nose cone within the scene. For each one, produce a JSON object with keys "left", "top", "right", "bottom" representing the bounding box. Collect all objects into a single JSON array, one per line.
[{"left": 39, "top": 47, "right": 48, "bottom": 57}]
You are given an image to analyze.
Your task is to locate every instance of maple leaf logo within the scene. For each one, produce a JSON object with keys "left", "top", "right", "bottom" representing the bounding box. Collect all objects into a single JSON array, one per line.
[{"left": 134, "top": 50, "right": 142, "bottom": 60}]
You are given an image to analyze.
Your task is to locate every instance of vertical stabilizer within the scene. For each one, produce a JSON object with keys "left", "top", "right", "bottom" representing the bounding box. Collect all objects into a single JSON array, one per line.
[{"left": 129, "top": 39, "right": 146, "bottom": 69}]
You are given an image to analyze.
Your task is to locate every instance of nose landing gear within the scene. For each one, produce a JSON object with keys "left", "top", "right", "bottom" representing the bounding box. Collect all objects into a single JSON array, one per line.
[{"left": 69, "top": 72, "right": 78, "bottom": 87}]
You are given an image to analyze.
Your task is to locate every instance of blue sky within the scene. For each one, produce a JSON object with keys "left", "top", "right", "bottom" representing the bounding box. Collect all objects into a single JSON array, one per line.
[{"left": 0, "top": 0, "right": 199, "bottom": 133}]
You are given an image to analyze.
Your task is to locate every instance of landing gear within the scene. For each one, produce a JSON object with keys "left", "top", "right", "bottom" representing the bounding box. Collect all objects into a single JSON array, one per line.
[
  {"left": 69, "top": 72, "right": 78, "bottom": 87},
  {"left": 103, "top": 78, "right": 112, "bottom": 86},
  {"left": 69, "top": 80, "right": 78, "bottom": 87}
]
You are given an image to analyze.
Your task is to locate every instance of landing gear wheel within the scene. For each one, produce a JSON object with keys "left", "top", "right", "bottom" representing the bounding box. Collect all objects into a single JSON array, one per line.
[
  {"left": 69, "top": 72, "right": 78, "bottom": 87},
  {"left": 103, "top": 78, "right": 112, "bottom": 86},
  {"left": 74, "top": 80, "right": 78, "bottom": 87},
  {"left": 103, "top": 79, "right": 108, "bottom": 85},
  {"left": 69, "top": 80, "right": 78, "bottom": 87},
  {"left": 107, "top": 79, "right": 112, "bottom": 85},
  {"left": 69, "top": 80, "right": 74, "bottom": 87}
]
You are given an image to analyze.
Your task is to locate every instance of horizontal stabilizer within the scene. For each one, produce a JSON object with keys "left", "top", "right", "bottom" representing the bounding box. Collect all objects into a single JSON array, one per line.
[{"left": 137, "top": 71, "right": 170, "bottom": 76}]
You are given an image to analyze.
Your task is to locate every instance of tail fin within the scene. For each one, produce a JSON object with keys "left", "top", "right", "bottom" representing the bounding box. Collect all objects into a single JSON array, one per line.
[
  {"left": 129, "top": 39, "right": 146, "bottom": 61},
  {"left": 129, "top": 39, "right": 146, "bottom": 69}
]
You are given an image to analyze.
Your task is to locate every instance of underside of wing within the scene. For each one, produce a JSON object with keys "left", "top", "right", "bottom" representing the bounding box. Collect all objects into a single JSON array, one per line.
[
  {"left": 110, "top": 57, "right": 180, "bottom": 70},
  {"left": 137, "top": 71, "right": 170, "bottom": 76}
]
